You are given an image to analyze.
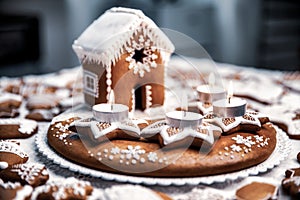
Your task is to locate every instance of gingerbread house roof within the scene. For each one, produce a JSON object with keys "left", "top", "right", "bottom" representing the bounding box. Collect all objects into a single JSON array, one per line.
[{"left": 72, "top": 7, "right": 174, "bottom": 68}]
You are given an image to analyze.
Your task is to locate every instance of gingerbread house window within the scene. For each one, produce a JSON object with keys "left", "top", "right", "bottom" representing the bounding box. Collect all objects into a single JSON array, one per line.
[{"left": 83, "top": 70, "right": 98, "bottom": 97}]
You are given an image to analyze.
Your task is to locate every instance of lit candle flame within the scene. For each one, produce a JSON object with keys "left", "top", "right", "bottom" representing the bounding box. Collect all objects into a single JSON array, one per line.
[
  {"left": 108, "top": 90, "right": 115, "bottom": 110},
  {"left": 227, "top": 81, "right": 233, "bottom": 104},
  {"left": 208, "top": 72, "right": 215, "bottom": 88}
]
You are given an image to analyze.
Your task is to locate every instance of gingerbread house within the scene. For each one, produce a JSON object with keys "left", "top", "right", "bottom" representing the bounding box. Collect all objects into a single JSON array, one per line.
[{"left": 72, "top": 7, "right": 174, "bottom": 110}]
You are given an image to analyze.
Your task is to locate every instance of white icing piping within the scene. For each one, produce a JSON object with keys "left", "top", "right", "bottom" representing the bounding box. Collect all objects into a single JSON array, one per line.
[
  {"left": 145, "top": 85, "right": 152, "bottom": 110},
  {"left": 0, "top": 141, "right": 28, "bottom": 158},
  {"left": 125, "top": 33, "right": 159, "bottom": 78},
  {"left": 106, "top": 66, "right": 112, "bottom": 101},
  {"left": 83, "top": 70, "right": 99, "bottom": 98},
  {"left": 131, "top": 88, "right": 135, "bottom": 113},
  {"left": 0, "top": 119, "right": 37, "bottom": 135},
  {"left": 11, "top": 163, "right": 47, "bottom": 185}
]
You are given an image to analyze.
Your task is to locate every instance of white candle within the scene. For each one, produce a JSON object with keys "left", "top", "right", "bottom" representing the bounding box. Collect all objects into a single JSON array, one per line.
[
  {"left": 197, "top": 73, "right": 226, "bottom": 103},
  {"left": 166, "top": 111, "right": 203, "bottom": 128},
  {"left": 213, "top": 98, "right": 246, "bottom": 117},
  {"left": 213, "top": 81, "right": 246, "bottom": 117},
  {"left": 197, "top": 85, "right": 226, "bottom": 103},
  {"left": 93, "top": 90, "right": 129, "bottom": 122}
]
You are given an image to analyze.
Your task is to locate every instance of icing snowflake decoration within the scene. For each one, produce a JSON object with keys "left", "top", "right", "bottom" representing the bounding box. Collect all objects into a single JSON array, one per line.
[
  {"left": 121, "top": 145, "right": 145, "bottom": 160},
  {"left": 89, "top": 145, "right": 169, "bottom": 167},
  {"left": 0, "top": 119, "right": 37, "bottom": 135},
  {"left": 125, "top": 34, "right": 158, "bottom": 77}
]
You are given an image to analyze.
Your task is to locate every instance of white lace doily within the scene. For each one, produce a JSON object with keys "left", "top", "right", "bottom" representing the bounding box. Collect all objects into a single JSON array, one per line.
[{"left": 35, "top": 124, "right": 291, "bottom": 186}]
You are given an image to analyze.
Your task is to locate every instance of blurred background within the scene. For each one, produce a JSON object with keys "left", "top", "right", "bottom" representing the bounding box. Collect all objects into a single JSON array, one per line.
[{"left": 0, "top": 0, "right": 299, "bottom": 76}]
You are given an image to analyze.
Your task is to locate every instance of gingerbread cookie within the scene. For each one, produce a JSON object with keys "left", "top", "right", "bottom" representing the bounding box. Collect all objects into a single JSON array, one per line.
[
  {"left": 31, "top": 177, "right": 93, "bottom": 200},
  {"left": 235, "top": 181, "right": 278, "bottom": 200},
  {"left": 58, "top": 95, "right": 84, "bottom": 112},
  {"left": 25, "top": 109, "right": 59, "bottom": 122},
  {"left": 260, "top": 98, "right": 300, "bottom": 140},
  {"left": 0, "top": 119, "right": 38, "bottom": 139},
  {"left": 0, "top": 179, "right": 33, "bottom": 200},
  {"left": 0, "top": 163, "right": 49, "bottom": 187},
  {"left": 0, "top": 92, "right": 22, "bottom": 118},
  {"left": 26, "top": 94, "right": 59, "bottom": 111},
  {"left": 0, "top": 140, "right": 28, "bottom": 166},
  {"left": 282, "top": 167, "right": 300, "bottom": 199}
]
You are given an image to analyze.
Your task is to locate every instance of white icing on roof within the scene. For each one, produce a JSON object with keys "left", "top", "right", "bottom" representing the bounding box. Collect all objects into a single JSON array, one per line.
[{"left": 73, "top": 7, "right": 174, "bottom": 67}]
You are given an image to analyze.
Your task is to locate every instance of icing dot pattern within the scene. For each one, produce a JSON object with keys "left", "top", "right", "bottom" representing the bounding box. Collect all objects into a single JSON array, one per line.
[
  {"left": 51, "top": 119, "right": 75, "bottom": 146},
  {"left": 0, "top": 141, "right": 28, "bottom": 158},
  {"left": 217, "top": 134, "right": 271, "bottom": 160}
]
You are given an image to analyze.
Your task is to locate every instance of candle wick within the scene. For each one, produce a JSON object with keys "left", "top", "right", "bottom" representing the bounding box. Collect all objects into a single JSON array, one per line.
[
  {"left": 111, "top": 104, "right": 113, "bottom": 111},
  {"left": 228, "top": 97, "right": 231, "bottom": 104}
]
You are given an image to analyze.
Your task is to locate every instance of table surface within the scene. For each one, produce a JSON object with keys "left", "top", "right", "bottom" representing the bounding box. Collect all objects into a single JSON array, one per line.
[{"left": 1, "top": 57, "right": 300, "bottom": 199}]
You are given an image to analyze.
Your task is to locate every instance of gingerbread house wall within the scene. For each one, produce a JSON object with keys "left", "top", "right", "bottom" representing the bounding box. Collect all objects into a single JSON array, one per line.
[
  {"left": 112, "top": 51, "right": 164, "bottom": 111},
  {"left": 82, "top": 62, "right": 107, "bottom": 106},
  {"left": 82, "top": 51, "right": 164, "bottom": 110}
]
